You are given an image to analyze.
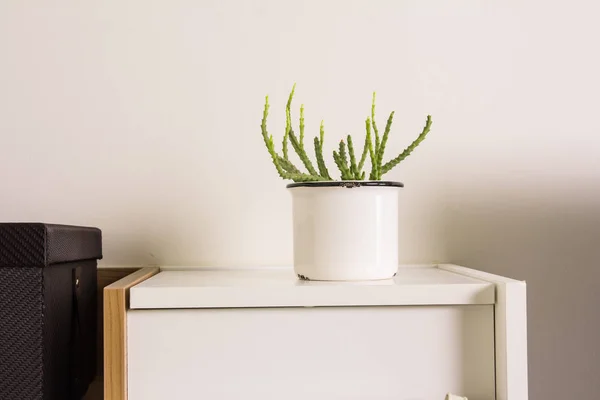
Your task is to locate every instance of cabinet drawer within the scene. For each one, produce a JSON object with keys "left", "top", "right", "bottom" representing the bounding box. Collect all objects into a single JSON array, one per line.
[{"left": 128, "top": 305, "right": 495, "bottom": 400}]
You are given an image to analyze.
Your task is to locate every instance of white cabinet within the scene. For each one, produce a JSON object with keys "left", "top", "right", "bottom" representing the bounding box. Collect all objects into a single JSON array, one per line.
[{"left": 106, "top": 265, "right": 527, "bottom": 400}]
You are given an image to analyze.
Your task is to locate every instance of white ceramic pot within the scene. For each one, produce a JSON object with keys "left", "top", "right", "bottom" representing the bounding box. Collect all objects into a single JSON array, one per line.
[{"left": 287, "top": 181, "right": 402, "bottom": 281}]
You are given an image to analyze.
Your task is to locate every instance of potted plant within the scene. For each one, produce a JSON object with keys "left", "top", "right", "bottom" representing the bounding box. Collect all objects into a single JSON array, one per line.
[{"left": 260, "top": 84, "right": 432, "bottom": 281}]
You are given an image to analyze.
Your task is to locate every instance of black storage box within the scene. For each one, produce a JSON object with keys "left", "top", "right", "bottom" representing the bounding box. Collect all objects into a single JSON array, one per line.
[{"left": 0, "top": 223, "right": 102, "bottom": 400}]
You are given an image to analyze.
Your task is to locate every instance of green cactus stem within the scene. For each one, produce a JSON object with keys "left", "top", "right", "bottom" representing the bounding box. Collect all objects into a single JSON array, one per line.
[
  {"left": 376, "top": 111, "right": 395, "bottom": 176},
  {"left": 262, "top": 94, "right": 326, "bottom": 182},
  {"left": 277, "top": 156, "right": 302, "bottom": 174},
  {"left": 284, "top": 172, "right": 328, "bottom": 182},
  {"left": 357, "top": 129, "right": 370, "bottom": 175},
  {"left": 333, "top": 140, "right": 353, "bottom": 180},
  {"left": 299, "top": 104, "right": 305, "bottom": 145},
  {"left": 339, "top": 140, "right": 349, "bottom": 173},
  {"left": 289, "top": 128, "right": 319, "bottom": 176},
  {"left": 372, "top": 92, "right": 380, "bottom": 155},
  {"left": 347, "top": 134, "right": 359, "bottom": 179},
  {"left": 283, "top": 83, "right": 296, "bottom": 160},
  {"left": 333, "top": 152, "right": 351, "bottom": 180},
  {"left": 319, "top": 120, "right": 325, "bottom": 150},
  {"left": 380, "top": 115, "right": 433, "bottom": 175},
  {"left": 314, "top": 136, "right": 331, "bottom": 179},
  {"left": 365, "top": 118, "right": 378, "bottom": 180},
  {"left": 285, "top": 86, "right": 319, "bottom": 176}
]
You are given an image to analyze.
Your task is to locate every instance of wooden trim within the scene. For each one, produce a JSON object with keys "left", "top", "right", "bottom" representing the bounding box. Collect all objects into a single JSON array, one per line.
[
  {"left": 103, "top": 267, "right": 160, "bottom": 400},
  {"left": 439, "top": 264, "right": 529, "bottom": 400},
  {"left": 96, "top": 268, "right": 140, "bottom": 376},
  {"left": 83, "top": 268, "right": 140, "bottom": 400}
]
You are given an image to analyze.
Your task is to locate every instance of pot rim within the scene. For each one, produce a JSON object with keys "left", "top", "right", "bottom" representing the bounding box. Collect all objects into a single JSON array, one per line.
[{"left": 286, "top": 180, "right": 404, "bottom": 189}]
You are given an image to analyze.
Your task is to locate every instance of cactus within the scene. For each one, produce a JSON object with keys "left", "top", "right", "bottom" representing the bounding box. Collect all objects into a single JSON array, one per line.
[
  {"left": 380, "top": 115, "right": 432, "bottom": 175},
  {"left": 372, "top": 92, "right": 381, "bottom": 156},
  {"left": 365, "top": 118, "right": 378, "bottom": 180},
  {"left": 260, "top": 84, "right": 432, "bottom": 182},
  {"left": 314, "top": 135, "right": 331, "bottom": 179},
  {"left": 282, "top": 83, "right": 296, "bottom": 160},
  {"left": 333, "top": 140, "right": 352, "bottom": 180},
  {"left": 289, "top": 127, "right": 319, "bottom": 176},
  {"left": 377, "top": 111, "right": 395, "bottom": 169},
  {"left": 357, "top": 131, "right": 369, "bottom": 174},
  {"left": 261, "top": 95, "right": 327, "bottom": 182},
  {"left": 347, "top": 135, "right": 359, "bottom": 179}
]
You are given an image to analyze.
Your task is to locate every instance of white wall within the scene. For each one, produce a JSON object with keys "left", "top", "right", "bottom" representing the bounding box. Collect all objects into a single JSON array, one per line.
[{"left": 1, "top": 0, "right": 599, "bottom": 398}]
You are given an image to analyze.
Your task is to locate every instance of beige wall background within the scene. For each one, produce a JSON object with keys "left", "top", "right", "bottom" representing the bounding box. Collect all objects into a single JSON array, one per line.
[{"left": 1, "top": 0, "right": 599, "bottom": 398}]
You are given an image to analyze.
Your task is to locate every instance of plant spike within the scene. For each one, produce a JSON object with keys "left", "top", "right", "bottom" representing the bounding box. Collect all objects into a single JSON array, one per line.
[
  {"left": 283, "top": 83, "right": 296, "bottom": 160},
  {"left": 340, "top": 140, "right": 353, "bottom": 180},
  {"left": 332, "top": 151, "right": 343, "bottom": 179},
  {"left": 287, "top": 98, "right": 320, "bottom": 176},
  {"left": 365, "top": 117, "right": 378, "bottom": 180},
  {"left": 261, "top": 96, "right": 290, "bottom": 180},
  {"left": 376, "top": 111, "right": 395, "bottom": 178},
  {"left": 260, "top": 95, "right": 282, "bottom": 177},
  {"left": 339, "top": 141, "right": 349, "bottom": 171},
  {"left": 266, "top": 137, "right": 288, "bottom": 179},
  {"left": 277, "top": 156, "right": 302, "bottom": 174},
  {"left": 333, "top": 150, "right": 352, "bottom": 180},
  {"left": 272, "top": 149, "right": 325, "bottom": 182},
  {"left": 333, "top": 140, "right": 352, "bottom": 180},
  {"left": 319, "top": 120, "right": 325, "bottom": 151},
  {"left": 371, "top": 92, "right": 380, "bottom": 155},
  {"left": 289, "top": 129, "right": 319, "bottom": 176},
  {"left": 314, "top": 137, "right": 331, "bottom": 179},
  {"left": 347, "top": 134, "right": 358, "bottom": 179},
  {"left": 380, "top": 115, "right": 433, "bottom": 176},
  {"left": 357, "top": 128, "right": 369, "bottom": 175},
  {"left": 299, "top": 104, "right": 305, "bottom": 145},
  {"left": 262, "top": 93, "right": 326, "bottom": 182},
  {"left": 285, "top": 172, "right": 328, "bottom": 182}
]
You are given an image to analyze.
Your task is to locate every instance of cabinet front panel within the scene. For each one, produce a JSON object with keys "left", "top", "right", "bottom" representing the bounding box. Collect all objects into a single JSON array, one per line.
[{"left": 128, "top": 306, "right": 495, "bottom": 400}]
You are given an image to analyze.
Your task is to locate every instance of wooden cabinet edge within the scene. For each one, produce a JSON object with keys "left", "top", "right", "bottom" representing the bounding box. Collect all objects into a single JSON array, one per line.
[{"left": 103, "top": 267, "right": 160, "bottom": 400}]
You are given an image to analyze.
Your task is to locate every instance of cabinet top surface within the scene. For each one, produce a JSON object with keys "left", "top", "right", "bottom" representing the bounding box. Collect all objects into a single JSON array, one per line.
[{"left": 129, "top": 265, "right": 498, "bottom": 309}]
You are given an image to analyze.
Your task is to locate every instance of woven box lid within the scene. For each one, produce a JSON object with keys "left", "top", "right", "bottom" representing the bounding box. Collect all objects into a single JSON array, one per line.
[{"left": 0, "top": 223, "right": 102, "bottom": 268}]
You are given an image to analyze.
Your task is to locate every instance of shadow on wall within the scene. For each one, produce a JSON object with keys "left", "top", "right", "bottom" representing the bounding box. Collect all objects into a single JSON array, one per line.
[
  {"left": 96, "top": 205, "right": 215, "bottom": 267},
  {"left": 439, "top": 181, "right": 600, "bottom": 399}
]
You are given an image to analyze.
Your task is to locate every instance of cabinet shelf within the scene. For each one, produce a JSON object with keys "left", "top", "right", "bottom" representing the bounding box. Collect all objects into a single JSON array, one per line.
[{"left": 129, "top": 265, "right": 496, "bottom": 309}]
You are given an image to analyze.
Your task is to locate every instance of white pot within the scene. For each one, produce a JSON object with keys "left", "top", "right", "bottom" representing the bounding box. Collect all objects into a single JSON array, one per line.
[{"left": 288, "top": 181, "right": 402, "bottom": 281}]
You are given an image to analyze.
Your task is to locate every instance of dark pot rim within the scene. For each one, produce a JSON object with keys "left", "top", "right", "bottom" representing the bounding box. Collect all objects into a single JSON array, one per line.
[{"left": 286, "top": 180, "right": 404, "bottom": 189}]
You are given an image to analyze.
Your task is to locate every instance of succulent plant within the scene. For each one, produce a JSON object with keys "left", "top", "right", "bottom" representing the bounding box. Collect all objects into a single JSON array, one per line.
[{"left": 260, "top": 84, "right": 432, "bottom": 182}]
